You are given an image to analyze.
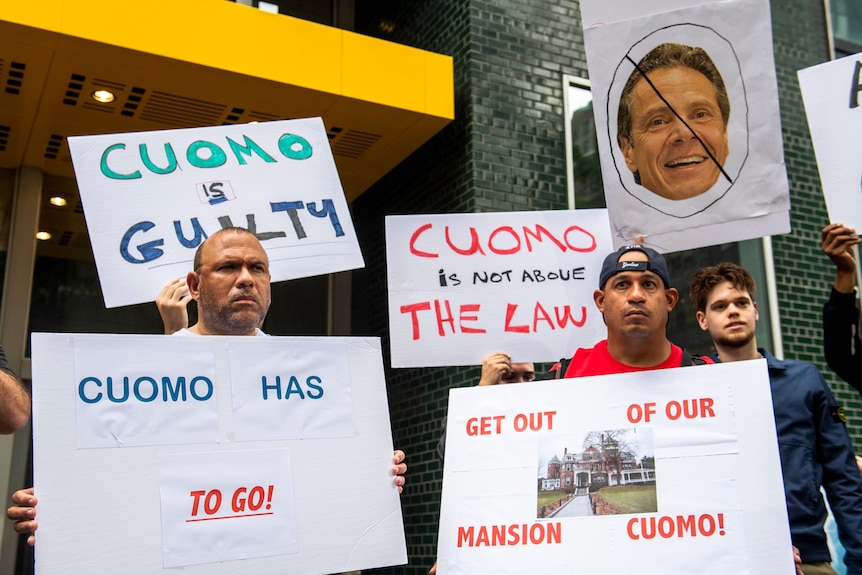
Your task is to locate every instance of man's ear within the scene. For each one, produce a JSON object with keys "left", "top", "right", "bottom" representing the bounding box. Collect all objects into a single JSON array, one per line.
[
  {"left": 593, "top": 289, "right": 605, "bottom": 314},
  {"left": 696, "top": 310, "right": 709, "bottom": 331},
  {"left": 665, "top": 287, "right": 679, "bottom": 311},
  {"left": 186, "top": 271, "right": 201, "bottom": 301},
  {"left": 753, "top": 300, "right": 759, "bottom": 321},
  {"left": 620, "top": 137, "right": 638, "bottom": 174}
]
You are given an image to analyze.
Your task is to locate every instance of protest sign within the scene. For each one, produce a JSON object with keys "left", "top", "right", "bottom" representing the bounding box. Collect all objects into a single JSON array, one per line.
[
  {"left": 385, "top": 209, "right": 614, "bottom": 367},
  {"left": 31, "top": 333, "right": 405, "bottom": 574},
  {"left": 581, "top": 0, "right": 790, "bottom": 252},
  {"left": 798, "top": 53, "right": 862, "bottom": 232},
  {"left": 436, "top": 360, "right": 792, "bottom": 574},
  {"left": 67, "top": 117, "right": 364, "bottom": 308}
]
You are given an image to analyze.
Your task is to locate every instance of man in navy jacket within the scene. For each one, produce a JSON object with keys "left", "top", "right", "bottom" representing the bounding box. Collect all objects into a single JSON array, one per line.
[{"left": 691, "top": 262, "right": 862, "bottom": 575}]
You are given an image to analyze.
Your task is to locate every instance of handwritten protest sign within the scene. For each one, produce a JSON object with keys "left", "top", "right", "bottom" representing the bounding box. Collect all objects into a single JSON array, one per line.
[
  {"left": 386, "top": 210, "right": 614, "bottom": 368},
  {"left": 436, "top": 361, "right": 792, "bottom": 574},
  {"left": 581, "top": 0, "right": 790, "bottom": 252},
  {"left": 31, "top": 334, "right": 405, "bottom": 574},
  {"left": 159, "top": 449, "right": 298, "bottom": 567},
  {"left": 798, "top": 53, "right": 862, "bottom": 232},
  {"left": 68, "top": 117, "right": 364, "bottom": 308}
]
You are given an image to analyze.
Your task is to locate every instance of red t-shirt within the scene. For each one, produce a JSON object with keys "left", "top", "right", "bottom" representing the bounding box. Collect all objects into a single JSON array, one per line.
[{"left": 563, "top": 340, "right": 712, "bottom": 378}]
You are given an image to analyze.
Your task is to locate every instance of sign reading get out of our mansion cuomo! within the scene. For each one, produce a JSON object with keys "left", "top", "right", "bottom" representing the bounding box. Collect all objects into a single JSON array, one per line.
[
  {"left": 68, "top": 117, "right": 364, "bottom": 308},
  {"left": 436, "top": 361, "right": 792, "bottom": 574}
]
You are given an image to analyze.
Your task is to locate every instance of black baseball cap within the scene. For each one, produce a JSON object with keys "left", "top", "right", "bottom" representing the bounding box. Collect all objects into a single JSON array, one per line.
[{"left": 598, "top": 246, "right": 671, "bottom": 289}]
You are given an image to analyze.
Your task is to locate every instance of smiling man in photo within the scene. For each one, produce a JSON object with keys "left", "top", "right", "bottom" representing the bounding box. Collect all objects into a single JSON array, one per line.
[{"left": 617, "top": 42, "right": 730, "bottom": 201}]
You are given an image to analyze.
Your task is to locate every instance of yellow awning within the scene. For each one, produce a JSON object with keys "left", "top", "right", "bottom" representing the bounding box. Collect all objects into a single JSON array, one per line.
[{"left": 0, "top": 0, "right": 454, "bottom": 201}]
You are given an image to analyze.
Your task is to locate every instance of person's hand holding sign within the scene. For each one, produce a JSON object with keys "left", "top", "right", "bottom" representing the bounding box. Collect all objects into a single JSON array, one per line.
[
  {"left": 478, "top": 353, "right": 535, "bottom": 387},
  {"left": 393, "top": 450, "right": 407, "bottom": 494},
  {"left": 821, "top": 223, "right": 859, "bottom": 294},
  {"left": 7, "top": 487, "right": 37, "bottom": 546},
  {"left": 156, "top": 279, "right": 193, "bottom": 334}
]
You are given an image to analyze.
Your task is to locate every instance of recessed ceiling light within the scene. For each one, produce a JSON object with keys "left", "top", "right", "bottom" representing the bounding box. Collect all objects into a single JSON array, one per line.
[
  {"left": 92, "top": 90, "right": 115, "bottom": 103},
  {"left": 375, "top": 17, "right": 396, "bottom": 34},
  {"left": 49, "top": 196, "right": 67, "bottom": 207},
  {"left": 36, "top": 231, "right": 52, "bottom": 241}
]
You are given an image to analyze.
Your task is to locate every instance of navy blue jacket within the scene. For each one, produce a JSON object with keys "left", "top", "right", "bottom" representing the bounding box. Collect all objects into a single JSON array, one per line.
[{"left": 714, "top": 349, "right": 862, "bottom": 572}]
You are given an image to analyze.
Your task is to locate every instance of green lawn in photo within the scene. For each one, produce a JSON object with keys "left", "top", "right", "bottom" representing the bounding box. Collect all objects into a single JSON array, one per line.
[
  {"left": 596, "top": 484, "right": 657, "bottom": 513},
  {"left": 537, "top": 490, "right": 568, "bottom": 508}
]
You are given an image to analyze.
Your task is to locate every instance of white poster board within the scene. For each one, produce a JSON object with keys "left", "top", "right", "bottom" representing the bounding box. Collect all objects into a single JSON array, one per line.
[
  {"left": 385, "top": 210, "right": 614, "bottom": 367},
  {"left": 798, "top": 53, "right": 862, "bottom": 232},
  {"left": 68, "top": 117, "right": 364, "bottom": 308},
  {"left": 31, "top": 333, "right": 406, "bottom": 574},
  {"left": 581, "top": 0, "right": 790, "bottom": 252},
  {"left": 437, "top": 360, "right": 793, "bottom": 574}
]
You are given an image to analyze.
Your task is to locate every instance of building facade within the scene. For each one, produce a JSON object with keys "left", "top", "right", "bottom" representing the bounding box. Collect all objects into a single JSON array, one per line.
[
  {"left": 541, "top": 444, "right": 655, "bottom": 493},
  {"left": 0, "top": 0, "right": 860, "bottom": 574},
  {"left": 350, "top": 0, "right": 861, "bottom": 572}
]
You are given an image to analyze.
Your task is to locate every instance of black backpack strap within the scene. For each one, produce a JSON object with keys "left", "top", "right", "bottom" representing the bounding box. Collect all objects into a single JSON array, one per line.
[
  {"left": 536, "top": 357, "right": 572, "bottom": 381},
  {"left": 540, "top": 349, "right": 704, "bottom": 379},
  {"left": 555, "top": 357, "right": 571, "bottom": 378},
  {"left": 681, "top": 348, "right": 708, "bottom": 366}
]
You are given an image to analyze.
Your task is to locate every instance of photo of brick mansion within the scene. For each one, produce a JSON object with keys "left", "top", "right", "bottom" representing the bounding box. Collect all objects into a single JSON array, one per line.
[{"left": 537, "top": 429, "right": 657, "bottom": 518}]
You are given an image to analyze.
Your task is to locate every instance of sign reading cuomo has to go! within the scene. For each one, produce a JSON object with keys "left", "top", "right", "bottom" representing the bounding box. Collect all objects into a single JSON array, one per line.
[{"left": 31, "top": 333, "right": 406, "bottom": 574}]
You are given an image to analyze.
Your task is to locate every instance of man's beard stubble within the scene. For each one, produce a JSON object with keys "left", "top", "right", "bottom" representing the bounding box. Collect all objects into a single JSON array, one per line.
[
  {"left": 198, "top": 287, "right": 267, "bottom": 335},
  {"left": 712, "top": 329, "right": 755, "bottom": 350}
]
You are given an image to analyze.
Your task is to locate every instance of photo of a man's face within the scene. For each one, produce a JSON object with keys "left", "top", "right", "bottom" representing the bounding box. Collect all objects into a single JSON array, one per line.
[{"left": 617, "top": 43, "right": 730, "bottom": 201}]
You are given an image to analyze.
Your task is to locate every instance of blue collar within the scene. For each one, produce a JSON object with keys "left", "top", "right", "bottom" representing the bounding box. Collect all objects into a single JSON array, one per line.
[{"left": 710, "top": 348, "right": 783, "bottom": 371}]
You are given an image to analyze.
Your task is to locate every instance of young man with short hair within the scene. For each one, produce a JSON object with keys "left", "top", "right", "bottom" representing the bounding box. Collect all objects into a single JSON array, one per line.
[{"left": 690, "top": 262, "right": 862, "bottom": 575}]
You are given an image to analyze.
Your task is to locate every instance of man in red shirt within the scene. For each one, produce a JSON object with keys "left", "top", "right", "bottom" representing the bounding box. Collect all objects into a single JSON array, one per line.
[
  {"left": 429, "top": 245, "right": 713, "bottom": 574},
  {"left": 542, "top": 244, "right": 711, "bottom": 379},
  {"left": 437, "top": 245, "right": 709, "bottom": 464}
]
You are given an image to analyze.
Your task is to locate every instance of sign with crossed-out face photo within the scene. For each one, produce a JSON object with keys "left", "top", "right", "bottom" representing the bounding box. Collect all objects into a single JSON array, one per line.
[{"left": 581, "top": 0, "right": 790, "bottom": 252}]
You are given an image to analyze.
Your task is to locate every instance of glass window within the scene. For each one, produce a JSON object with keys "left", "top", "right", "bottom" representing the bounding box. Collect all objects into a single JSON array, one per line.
[
  {"left": 831, "top": 0, "right": 862, "bottom": 54},
  {"left": 564, "top": 78, "right": 605, "bottom": 209},
  {"left": 229, "top": 0, "right": 337, "bottom": 27},
  {"left": 564, "top": 78, "right": 774, "bottom": 357},
  {"left": 27, "top": 175, "right": 170, "bottom": 353}
]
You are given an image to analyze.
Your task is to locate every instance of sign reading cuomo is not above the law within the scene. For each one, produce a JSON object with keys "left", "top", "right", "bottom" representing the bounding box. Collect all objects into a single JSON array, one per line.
[{"left": 386, "top": 209, "right": 614, "bottom": 368}]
